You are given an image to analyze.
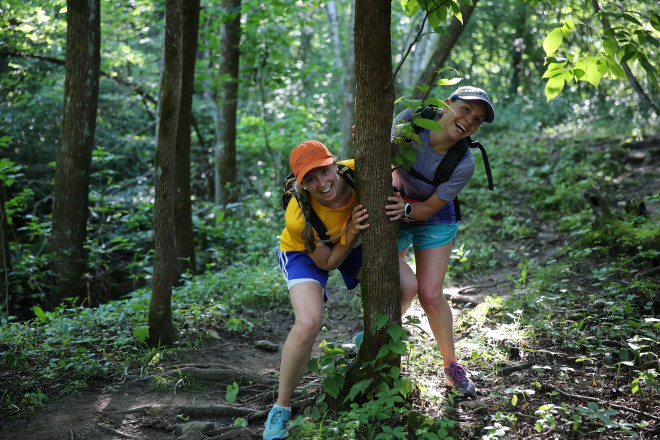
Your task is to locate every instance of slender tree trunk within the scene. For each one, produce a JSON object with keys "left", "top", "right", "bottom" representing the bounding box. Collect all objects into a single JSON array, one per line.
[
  {"left": 339, "top": 0, "right": 356, "bottom": 159},
  {"left": 591, "top": 0, "right": 658, "bottom": 113},
  {"left": 0, "top": 182, "right": 10, "bottom": 317},
  {"left": 174, "top": 0, "right": 200, "bottom": 279},
  {"left": 509, "top": 3, "right": 529, "bottom": 95},
  {"left": 214, "top": 0, "right": 241, "bottom": 206},
  {"left": 51, "top": 0, "right": 100, "bottom": 307},
  {"left": 326, "top": 1, "right": 345, "bottom": 71},
  {"left": 327, "top": 0, "right": 356, "bottom": 159},
  {"left": 149, "top": 0, "right": 183, "bottom": 347},
  {"left": 351, "top": 0, "right": 399, "bottom": 371},
  {"left": 411, "top": 1, "right": 478, "bottom": 99}
]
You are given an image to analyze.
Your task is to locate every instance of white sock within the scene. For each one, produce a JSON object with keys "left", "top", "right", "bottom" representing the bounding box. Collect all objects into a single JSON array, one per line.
[{"left": 273, "top": 404, "right": 291, "bottom": 412}]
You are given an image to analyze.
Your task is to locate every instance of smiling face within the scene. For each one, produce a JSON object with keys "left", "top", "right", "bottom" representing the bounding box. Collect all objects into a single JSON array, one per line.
[
  {"left": 301, "top": 163, "right": 342, "bottom": 205},
  {"left": 441, "top": 98, "right": 488, "bottom": 141}
]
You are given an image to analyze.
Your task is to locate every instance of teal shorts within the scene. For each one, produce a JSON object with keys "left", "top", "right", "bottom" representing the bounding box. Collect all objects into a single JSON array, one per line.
[{"left": 397, "top": 222, "right": 458, "bottom": 252}]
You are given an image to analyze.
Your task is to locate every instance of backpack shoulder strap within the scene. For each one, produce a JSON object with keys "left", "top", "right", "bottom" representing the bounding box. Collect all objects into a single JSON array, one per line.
[
  {"left": 431, "top": 139, "right": 469, "bottom": 186},
  {"left": 466, "top": 137, "right": 494, "bottom": 190},
  {"left": 337, "top": 163, "right": 356, "bottom": 189},
  {"left": 282, "top": 171, "right": 331, "bottom": 242}
]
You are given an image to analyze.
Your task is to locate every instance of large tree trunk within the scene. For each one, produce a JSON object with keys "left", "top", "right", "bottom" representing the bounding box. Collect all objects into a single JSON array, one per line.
[
  {"left": 351, "top": 0, "right": 400, "bottom": 374},
  {"left": 149, "top": 0, "right": 183, "bottom": 347},
  {"left": 411, "top": 1, "right": 478, "bottom": 99},
  {"left": 214, "top": 0, "right": 241, "bottom": 207},
  {"left": 174, "top": 0, "right": 200, "bottom": 279},
  {"left": 51, "top": 0, "right": 100, "bottom": 307}
]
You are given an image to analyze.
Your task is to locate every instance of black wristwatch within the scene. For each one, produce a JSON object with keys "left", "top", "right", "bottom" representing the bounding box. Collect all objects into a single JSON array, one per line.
[
  {"left": 403, "top": 201, "right": 415, "bottom": 221},
  {"left": 404, "top": 202, "right": 412, "bottom": 216}
]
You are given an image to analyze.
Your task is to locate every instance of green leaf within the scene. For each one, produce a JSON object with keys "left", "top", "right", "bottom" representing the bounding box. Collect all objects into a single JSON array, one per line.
[
  {"left": 543, "top": 28, "right": 564, "bottom": 57},
  {"left": 308, "top": 357, "right": 319, "bottom": 373},
  {"left": 429, "top": 6, "right": 447, "bottom": 30},
  {"left": 621, "top": 13, "right": 642, "bottom": 26},
  {"left": 390, "top": 340, "right": 408, "bottom": 355},
  {"left": 562, "top": 18, "right": 575, "bottom": 32},
  {"left": 637, "top": 52, "right": 659, "bottom": 88},
  {"left": 606, "top": 59, "right": 627, "bottom": 79},
  {"left": 402, "top": 150, "right": 418, "bottom": 161},
  {"left": 377, "top": 344, "right": 391, "bottom": 360},
  {"left": 133, "top": 326, "right": 149, "bottom": 344},
  {"left": 619, "top": 44, "right": 637, "bottom": 64},
  {"left": 401, "top": 0, "right": 419, "bottom": 16},
  {"left": 323, "top": 375, "right": 343, "bottom": 399},
  {"left": 33, "top": 306, "right": 48, "bottom": 323},
  {"left": 542, "top": 62, "right": 567, "bottom": 78},
  {"left": 651, "top": 14, "right": 660, "bottom": 32},
  {"left": 412, "top": 117, "right": 442, "bottom": 131},
  {"left": 226, "top": 382, "right": 239, "bottom": 403},
  {"left": 374, "top": 314, "right": 389, "bottom": 329},
  {"left": 344, "top": 378, "right": 372, "bottom": 403},
  {"left": 602, "top": 37, "right": 618, "bottom": 57},
  {"left": 545, "top": 74, "right": 565, "bottom": 101}
]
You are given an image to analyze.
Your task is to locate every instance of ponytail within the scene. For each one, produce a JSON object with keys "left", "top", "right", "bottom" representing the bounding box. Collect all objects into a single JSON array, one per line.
[{"left": 294, "top": 184, "right": 318, "bottom": 254}]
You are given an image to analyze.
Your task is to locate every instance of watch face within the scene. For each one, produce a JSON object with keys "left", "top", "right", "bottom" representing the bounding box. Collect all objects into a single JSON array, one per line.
[{"left": 405, "top": 202, "right": 412, "bottom": 215}]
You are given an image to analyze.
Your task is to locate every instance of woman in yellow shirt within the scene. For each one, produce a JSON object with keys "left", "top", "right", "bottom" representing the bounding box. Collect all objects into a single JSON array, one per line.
[{"left": 264, "top": 140, "right": 401, "bottom": 440}]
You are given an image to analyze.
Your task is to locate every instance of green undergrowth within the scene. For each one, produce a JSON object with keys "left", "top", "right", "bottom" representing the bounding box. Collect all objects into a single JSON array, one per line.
[
  {"left": 453, "top": 207, "right": 659, "bottom": 438},
  {"left": 0, "top": 261, "right": 287, "bottom": 418}
]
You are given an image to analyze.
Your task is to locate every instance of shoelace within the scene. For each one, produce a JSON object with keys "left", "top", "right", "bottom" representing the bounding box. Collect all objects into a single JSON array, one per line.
[
  {"left": 445, "top": 363, "right": 468, "bottom": 382},
  {"left": 269, "top": 409, "right": 287, "bottom": 426}
]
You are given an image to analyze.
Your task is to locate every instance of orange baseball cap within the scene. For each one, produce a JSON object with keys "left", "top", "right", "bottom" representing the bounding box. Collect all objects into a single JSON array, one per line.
[{"left": 290, "top": 140, "right": 335, "bottom": 184}]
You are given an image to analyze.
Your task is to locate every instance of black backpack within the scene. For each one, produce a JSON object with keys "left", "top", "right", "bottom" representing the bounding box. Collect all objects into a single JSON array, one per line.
[
  {"left": 395, "top": 105, "right": 494, "bottom": 221},
  {"left": 282, "top": 163, "right": 356, "bottom": 243}
]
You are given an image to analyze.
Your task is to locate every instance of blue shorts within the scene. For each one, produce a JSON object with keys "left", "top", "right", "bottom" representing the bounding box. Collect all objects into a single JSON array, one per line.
[
  {"left": 277, "top": 246, "right": 362, "bottom": 301},
  {"left": 398, "top": 222, "right": 458, "bottom": 253}
]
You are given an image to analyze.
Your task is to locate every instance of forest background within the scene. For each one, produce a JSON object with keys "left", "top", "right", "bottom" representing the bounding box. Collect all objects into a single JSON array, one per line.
[{"left": 1, "top": 0, "right": 659, "bottom": 439}]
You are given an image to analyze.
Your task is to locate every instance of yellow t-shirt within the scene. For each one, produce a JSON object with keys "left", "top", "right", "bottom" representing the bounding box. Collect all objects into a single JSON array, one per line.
[{"left": 279, "top": 160, "right": 356, "bottom": 252}]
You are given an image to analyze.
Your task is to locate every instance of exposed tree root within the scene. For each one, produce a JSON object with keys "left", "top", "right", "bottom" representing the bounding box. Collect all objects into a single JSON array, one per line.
[
  {"left": 114, "top": 404, "right": 254, "bottom": 417},
  {"left": 97, "top": 424, "right": 146, "bottom": 440},
  {"left": 143, "top": 365, "right": 278, "bottom": 387},
  {"left": 497, "top": 361, "right": 535, "bottom": 376},
  {"left": 544, "top": 383, "right": 660, "bottom": 422},
  {"left": 457, "top": 280, "right": 511, "bottom": 295}
]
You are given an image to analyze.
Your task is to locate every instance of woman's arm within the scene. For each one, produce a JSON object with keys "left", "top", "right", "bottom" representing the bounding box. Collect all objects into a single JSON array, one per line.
[
  {"left": 309, "top": 204, "right": 369, "bottom": 270},
  {"left": 403, "top": 193, "right": 447, "bottom": 222}
]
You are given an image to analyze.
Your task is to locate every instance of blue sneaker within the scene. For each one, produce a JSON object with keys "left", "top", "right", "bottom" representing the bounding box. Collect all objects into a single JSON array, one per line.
[
  {"left": 263, "top": 406, "right": 291, "bottom": 440},
  {"left": 353, "top": 331, "right": 363, "bottom": 345},
  {"left": 444, "top": 362, "right": 476, "bottom": 397}
]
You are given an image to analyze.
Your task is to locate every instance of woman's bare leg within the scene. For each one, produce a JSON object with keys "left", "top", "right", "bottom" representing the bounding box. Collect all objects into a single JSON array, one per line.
[
  {"left": 413, "top": 241, "right": 457, "bottom": 367},
  {"left": 276, "top": 281, "right": 324, "bottom": 407}
]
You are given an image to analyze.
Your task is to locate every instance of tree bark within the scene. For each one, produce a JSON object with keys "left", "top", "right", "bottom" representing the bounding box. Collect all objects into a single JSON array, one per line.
[
  {"left": 214, "top": 0, "right": 241, "bottom": 207},
  {"left": 352, "top": 0, "right": 400, "bottom": 372},
  {"left": 174, "top": 0, "right": 201, "bottom": 279},
  {"left": 51, "top": 0, "right": 100, "bottom": 307},
  {"left": 411, "top": 1, "right": 478, "bottom": 100},
  {"left": 149, "top": 0, "right": 183, "bottom": 347}
]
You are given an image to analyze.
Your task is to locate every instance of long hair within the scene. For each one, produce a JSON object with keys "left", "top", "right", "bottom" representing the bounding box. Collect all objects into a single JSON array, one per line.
[{"left": 293, "top": 183, "right": 318, "bottom": 254}]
